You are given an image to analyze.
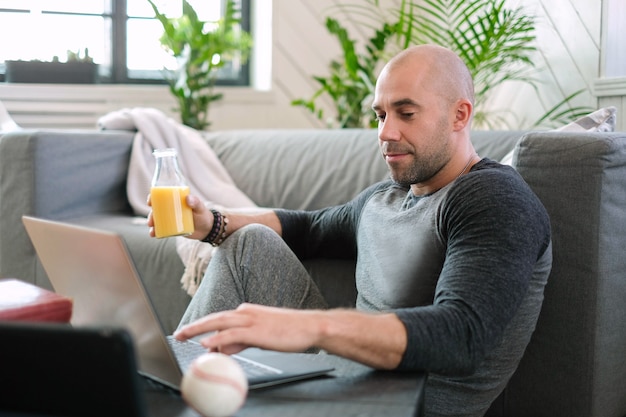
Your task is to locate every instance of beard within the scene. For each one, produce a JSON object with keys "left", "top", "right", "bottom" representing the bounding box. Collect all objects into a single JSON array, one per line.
[
  {"left": 387, "top": 148, "right": 449, "bottom": 186},
  {"left": 382, "top": 119, "right": 451, "bottom": 187}
]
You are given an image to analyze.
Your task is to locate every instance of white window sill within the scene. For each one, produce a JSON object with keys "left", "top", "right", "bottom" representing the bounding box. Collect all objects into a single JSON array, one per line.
[{"left": 0, "top": 84, "right": 274, "bottom": 104}]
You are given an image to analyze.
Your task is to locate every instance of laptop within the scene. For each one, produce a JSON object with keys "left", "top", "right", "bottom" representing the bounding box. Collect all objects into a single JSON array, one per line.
[{"left": 22, "top": 215, "right": 334, "bottom": 391}]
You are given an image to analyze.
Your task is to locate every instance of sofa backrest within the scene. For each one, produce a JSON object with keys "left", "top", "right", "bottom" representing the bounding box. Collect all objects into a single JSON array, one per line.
[
  {"left": 204, "top": 129, "right": 387, "bottom": 210},
  {"left": 204, "top": 128, "right": 525, "bottom": 210}
]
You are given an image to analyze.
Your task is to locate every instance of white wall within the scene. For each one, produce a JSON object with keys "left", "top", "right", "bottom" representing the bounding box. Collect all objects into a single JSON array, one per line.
[
  {"left": 0, "top": 0, "right": 615, "bottom": 131},
  {"left": 484, "top": 0, "right": 603, "bottom": 129},
  {"left": 595, "top": 0, "right": 626, "bottom": 131}
]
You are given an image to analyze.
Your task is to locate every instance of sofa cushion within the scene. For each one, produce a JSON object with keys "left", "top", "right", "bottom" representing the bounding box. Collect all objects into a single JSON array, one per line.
[
  {"left": 204, "top": 129, "right": 389, "bottom": 210},
  {"left": 500, "top": 107, "right": 617, "bottom": 165},
  {"left": 556, "top": 106, "right": 617, "bottom": 132},
  {"left": 204, "top": 129, "right": 524, "bottom": 211}
]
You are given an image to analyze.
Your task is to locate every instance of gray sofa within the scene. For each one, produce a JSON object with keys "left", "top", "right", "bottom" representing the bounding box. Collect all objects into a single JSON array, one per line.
[{"left": 1, "top": 127, "right": 625, "bottom": 417}]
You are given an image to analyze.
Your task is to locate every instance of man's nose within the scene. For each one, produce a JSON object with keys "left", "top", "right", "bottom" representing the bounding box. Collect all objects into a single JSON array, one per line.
[{"left": 378, "top": 116, "right": 401, "bottom": 143}]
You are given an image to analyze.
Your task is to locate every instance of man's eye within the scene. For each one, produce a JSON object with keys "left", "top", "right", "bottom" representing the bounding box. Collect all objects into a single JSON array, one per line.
[
  {"left": 401, "top": 113, "right": 415, "bottom": 118},
  {"left": 376, "top": 114, "right": 385, "bottom": 121}
]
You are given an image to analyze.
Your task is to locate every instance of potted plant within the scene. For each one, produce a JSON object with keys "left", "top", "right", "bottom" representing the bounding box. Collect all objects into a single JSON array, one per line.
[
  {"left": 293, "top": 0, "right": 591, "bottom": 129},
  {"left": 148, "top": 0, "right": 253, "bottom": 130},
  {"left": 291, "top": 17, "right": 397, "bottom": 128},
  {"left": 5, "top": 48, "right": 98, "bottom": 84}
]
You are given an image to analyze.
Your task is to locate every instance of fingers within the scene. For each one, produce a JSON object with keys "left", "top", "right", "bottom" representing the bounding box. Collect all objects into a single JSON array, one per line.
[
  {"left": 213, "top": 343, "right": 249, "bottom": 355},
  {"left": 202, "top": 331, "right": 251, "bottom": 355},
  {"left": 186, "top": 194, "right": 215, "bottom": 240},
  {"left": 173, "top": 310, "right": 255, "bottom": 355},
  {"left": 174, "top": 308, "right": 252, "bottom": 340},
  {"left": 145, "top": 194, "right": 155, "bottom": 236},
  {"left": 186, "top": 194, "right": 203, "bottom": 211},
  {"left": 174, "top": 305, "right": 267, "bottom": 353},
  {"left": 174, "top": 304, "right": 318, "bottom": 355},
  {"left": 147, "top": 192, "right": 212, "bottom": 240}
]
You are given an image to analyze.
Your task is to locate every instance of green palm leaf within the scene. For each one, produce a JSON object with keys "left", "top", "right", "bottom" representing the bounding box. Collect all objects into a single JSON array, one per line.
[{"left": 292, "top": 0, "right": 589, "bottom": 129}]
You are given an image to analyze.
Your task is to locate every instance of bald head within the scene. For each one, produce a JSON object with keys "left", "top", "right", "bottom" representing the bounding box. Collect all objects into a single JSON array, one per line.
[
  {"left": 372, "top": 45, "right": 478, "bottom": 194},
  {"left": 381, "top": 45, "right": 475, "bottom": 108}
]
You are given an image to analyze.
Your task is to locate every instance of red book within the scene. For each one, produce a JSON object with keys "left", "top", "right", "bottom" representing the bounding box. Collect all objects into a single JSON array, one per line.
[{"left": 0, "top": 279, "right": 73, "bottom": 323}]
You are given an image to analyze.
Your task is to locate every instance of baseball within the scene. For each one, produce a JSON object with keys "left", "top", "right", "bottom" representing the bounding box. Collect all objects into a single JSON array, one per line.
[{"left": 181, "top": 352, "right": 249, "bottom": 417}]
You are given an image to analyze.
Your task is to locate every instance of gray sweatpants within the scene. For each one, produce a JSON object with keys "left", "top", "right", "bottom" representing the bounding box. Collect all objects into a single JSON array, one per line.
[{"left": 178, "top": 224, "right": 328, "bottom": 328}]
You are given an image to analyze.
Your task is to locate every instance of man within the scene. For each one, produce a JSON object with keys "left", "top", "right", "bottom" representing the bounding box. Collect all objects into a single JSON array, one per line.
[{"left": 149, "top": 45, "right": 552, "bottom": 416}]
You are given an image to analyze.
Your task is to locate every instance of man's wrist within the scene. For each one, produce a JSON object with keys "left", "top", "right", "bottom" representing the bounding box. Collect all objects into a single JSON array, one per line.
[{"left": 202, "top": 209, "right": 229, "bottom": 246}]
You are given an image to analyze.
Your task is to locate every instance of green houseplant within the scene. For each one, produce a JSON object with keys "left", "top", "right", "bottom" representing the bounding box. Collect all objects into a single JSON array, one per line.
[
  {"left": 292, "top": 0, "right": 415, "bottom": 128},
  {"left": 293, "top": 0, "right": 591, "bottom": 129},
  {"left": 397, "top": 0, "right": 592, "bottom": 128},
  {"left": 148, "top": 0, "right": 252, "bottom": 130},
  {"left": 292, "top": 18, "right": 398, "bottom": 128}
]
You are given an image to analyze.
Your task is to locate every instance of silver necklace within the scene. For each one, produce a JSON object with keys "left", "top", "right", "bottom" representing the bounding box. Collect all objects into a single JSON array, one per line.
[{"left": 456, "top": 154, "right": 476, "bottom": 179}]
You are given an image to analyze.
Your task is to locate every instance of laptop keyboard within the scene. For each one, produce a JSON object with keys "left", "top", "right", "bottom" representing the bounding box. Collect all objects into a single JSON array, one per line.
[{"left": 167, "top": 336, "right": 282, "bottom": 379}]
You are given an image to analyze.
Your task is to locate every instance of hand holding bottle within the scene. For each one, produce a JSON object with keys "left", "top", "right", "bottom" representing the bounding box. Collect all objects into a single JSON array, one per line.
[
  {"left": 150, "top": 148, "right": 194, "bottom": 238},
  {"left": 148, "top": 192, "right": 214, "bottom": 241}
]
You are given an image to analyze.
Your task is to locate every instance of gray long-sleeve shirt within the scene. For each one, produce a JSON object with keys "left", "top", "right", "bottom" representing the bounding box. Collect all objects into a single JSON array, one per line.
[{"left": 277, "top": 159, "right": 552, "bottom": 416}]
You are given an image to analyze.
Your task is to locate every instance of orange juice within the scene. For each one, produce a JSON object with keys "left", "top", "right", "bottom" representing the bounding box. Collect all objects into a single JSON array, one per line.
[{"left": 150, "top": 186, "right": 194, "bottom": 238}]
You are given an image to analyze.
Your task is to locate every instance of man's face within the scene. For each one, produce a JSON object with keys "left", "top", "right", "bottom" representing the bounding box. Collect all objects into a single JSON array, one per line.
[{"left": 372, "top": 65, "right": 455, "bottom": 187}]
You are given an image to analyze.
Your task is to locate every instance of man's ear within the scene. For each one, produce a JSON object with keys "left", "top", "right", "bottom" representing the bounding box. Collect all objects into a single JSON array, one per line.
[{"left": 453, "top": 100, "right": 473, "bottom": 131}]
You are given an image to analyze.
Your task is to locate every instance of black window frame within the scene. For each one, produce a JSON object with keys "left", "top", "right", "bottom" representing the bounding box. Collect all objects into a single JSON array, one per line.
[{"left": 0, "top": 0, "right": 251, "bottom": 86}]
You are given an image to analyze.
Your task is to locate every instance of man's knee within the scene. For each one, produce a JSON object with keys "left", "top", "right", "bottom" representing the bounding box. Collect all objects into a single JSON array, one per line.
[
  {"left": 222, "top": 223, "right": 285, "bottom": 259},
  {"left": 231, "top": 223, "right": 281, "bottom": 246}
]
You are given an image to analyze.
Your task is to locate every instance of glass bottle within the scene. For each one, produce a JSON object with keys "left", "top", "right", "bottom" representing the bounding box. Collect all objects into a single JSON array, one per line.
[{"left": 150, "top": 148, "right": 194, "bottom": 238}]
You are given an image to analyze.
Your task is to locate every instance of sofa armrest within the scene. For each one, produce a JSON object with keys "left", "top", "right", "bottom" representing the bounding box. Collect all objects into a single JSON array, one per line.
[
  {"left": 496, "top": 131, "right": 626, "bottom": 417},
  {"left": 1, "top": 129, "right": 135, "bottom": 220},
  {"left": 0, "top": 129, "right": 135, "bottom": 283}
]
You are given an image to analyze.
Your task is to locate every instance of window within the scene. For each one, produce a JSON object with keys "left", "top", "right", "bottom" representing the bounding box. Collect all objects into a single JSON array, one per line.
[{"left": 0, "top": 0, "right": 251, "bottom": 85}]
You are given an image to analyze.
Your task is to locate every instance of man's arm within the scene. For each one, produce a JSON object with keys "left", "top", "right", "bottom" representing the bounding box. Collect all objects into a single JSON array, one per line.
[
  {"left": 174, "top": 303, "right": 408, "bottom": 370},
  {"left": 148, "top": 194, "right": 280, "bottom": 240}
]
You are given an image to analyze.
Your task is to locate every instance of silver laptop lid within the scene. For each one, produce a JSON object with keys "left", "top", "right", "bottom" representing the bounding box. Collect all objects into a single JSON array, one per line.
[{"left": 22, "top": 215, "right": 182, "bottom": 388}]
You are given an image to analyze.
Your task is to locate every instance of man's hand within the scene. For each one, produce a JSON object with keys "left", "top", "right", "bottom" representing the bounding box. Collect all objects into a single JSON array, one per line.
[
  {"left": 174, "top": 303, "right": 408, "bottom": 370},
  {"left": 147, "top": 193, "right": 213, "bottom": 240},
  {"left": 174, "top": 303, "right": 324, "bottom": 355}
]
